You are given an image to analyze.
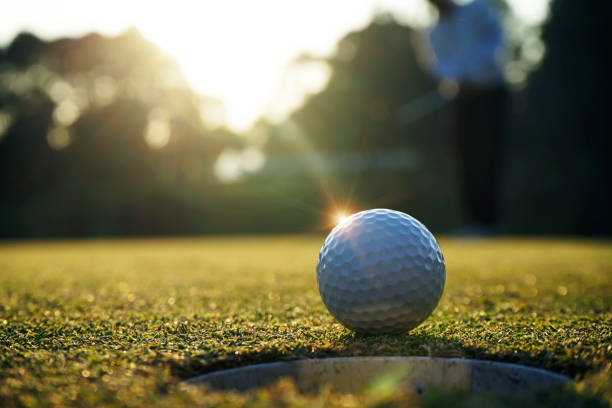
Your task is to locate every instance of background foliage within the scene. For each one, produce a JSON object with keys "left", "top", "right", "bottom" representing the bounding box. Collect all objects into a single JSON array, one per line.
[{"left": 0, "top": 0, "right": 609, "bottom": 237}]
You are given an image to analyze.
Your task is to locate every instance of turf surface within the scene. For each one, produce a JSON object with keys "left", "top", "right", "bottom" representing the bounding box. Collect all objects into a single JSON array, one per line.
[{"left": 0, "top": 237, "right": 610, "bottom": 406}]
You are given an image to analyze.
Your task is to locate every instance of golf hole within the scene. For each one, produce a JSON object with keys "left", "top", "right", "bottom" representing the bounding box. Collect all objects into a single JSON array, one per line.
[{"left": 188, "top": 357, "right": 569, "bottom": 395}]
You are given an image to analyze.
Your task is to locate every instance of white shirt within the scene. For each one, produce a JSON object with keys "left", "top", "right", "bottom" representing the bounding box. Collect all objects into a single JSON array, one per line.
[{"left": 419, "top": 0, "right": 505, "bottom": 86}]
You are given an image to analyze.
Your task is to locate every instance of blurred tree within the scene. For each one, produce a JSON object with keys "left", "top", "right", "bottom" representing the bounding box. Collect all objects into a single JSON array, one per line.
[
  {"left": 0, "top": 30, "right": 236, "bottom": 237},
  {"left": 504, "top": 0, "right": 612, "bottom": 235},
  {"left": 261, "top": 16, "right": 461, "bottom": 231},
  {"left": 274, "top": 16, "right": 438, "bottom": 153},
  {"left": 1, "top": 2, "right": 609, "bottom": 237}
]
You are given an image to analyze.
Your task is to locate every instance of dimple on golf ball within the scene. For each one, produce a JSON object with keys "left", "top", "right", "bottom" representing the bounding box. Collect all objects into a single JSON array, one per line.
[{"left": 316, "top": 209, "right": 445, "bottom": 334}]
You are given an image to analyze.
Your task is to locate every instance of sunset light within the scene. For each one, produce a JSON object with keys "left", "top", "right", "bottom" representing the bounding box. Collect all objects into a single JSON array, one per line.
[
  {"left": 336, "top": 214, "right": 350, "bottom": 225},
  {"left": 1, "top": 0, "right": 549, "bottom": 132},
  {"left": 1, "top": 0, "right": 609, "bottom": 405}
]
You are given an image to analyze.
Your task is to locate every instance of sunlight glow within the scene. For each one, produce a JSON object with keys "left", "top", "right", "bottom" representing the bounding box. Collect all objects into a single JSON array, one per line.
[
  {"left": 47, "top": 127, "right": 71, "bottom": 150},
  {"left": 1, "top": 0, "right": 550, "bottom": 131},
  {"left": 326, "top": 202, "right": 358, "bottom": 229},
  {"left": 133, "top": 1, "right": 389, "bottom": 131},
  {"left": 327, "top": 205, "right": 358, "bottom": 229},
  {"left": 336, "top": 214, "right": 350, "bottom": 225},
  {"left": 510, "top": 0, "right": 549, "bottom": 24},
  {"left": 144, "top": 108, "right": 171, "bottom": 149},
  {"left": 214, "top": 147, "right": 266, "bottom": 182}
]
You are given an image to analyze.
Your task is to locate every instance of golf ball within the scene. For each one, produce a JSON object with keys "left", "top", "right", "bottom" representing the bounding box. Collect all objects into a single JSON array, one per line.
[{"left": 317, "top": 209, "right": 445, "bottom": 334}]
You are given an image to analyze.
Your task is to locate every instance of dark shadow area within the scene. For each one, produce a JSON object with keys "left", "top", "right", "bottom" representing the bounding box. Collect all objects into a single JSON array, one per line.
[
  {"left": 164, "top": 332, "right": 599, "bottom": 381},
  {"left": 163, "top": 333, "right": 609, "bottom": 407},
  {"left": 419, "top": 384, "right": 608, "bottom": 408}
]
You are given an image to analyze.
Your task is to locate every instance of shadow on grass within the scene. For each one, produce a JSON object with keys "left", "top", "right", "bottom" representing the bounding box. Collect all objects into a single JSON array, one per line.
[
  {"left": 419, "top": 384, "right": 609, "bottom": 408},
  {"left": 159, "top": 332, "right": 610, "bottom": 407},
  {"left": 163, "top": 332, "right": 592, "bottom": 381}
]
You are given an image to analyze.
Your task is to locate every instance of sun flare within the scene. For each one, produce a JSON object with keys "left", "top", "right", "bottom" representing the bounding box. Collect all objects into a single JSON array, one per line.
[
  {"left": 126, "top": 1, "right": 434, "bottom": 132},
  {"left": 336, "top": 214, "right": 350, "bottom": 225}
]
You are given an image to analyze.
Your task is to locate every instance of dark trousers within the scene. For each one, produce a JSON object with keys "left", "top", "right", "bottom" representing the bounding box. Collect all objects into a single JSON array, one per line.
[{"left": 451, "top": 85, "right": 508, "bottom": 226}]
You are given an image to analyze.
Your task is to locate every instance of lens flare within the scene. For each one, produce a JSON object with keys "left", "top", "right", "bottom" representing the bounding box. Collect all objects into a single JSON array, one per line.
[
  {"left": 336, "top": 214, "right": 349, "bottom": 225},
  {"left": 326, "top": 204, "right": 356, "bottom": 229}
]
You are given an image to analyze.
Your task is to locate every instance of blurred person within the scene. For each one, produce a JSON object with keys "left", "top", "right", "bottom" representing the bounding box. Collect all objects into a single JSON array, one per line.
[{"left": 415, "top": 0, "right": 508, "bottom": 233}]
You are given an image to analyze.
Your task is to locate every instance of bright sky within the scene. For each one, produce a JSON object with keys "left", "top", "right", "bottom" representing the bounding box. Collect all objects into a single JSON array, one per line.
[{"left": 2, "top": 0, "right": 548, "bottom": 132}]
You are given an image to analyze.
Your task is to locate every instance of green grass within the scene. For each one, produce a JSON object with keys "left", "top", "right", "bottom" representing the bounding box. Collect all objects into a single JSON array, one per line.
[{"left": 0, "top": 236, "right": 610, "bottom": 407}]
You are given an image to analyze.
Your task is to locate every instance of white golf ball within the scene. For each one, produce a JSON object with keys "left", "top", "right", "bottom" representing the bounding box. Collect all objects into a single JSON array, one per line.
[{"left": 317, "top": 209, "right": 445, "bottom": 334}]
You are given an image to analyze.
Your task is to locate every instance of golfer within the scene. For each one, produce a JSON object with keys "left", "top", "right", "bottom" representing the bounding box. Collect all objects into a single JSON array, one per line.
[{"left": 416, "top": 0, "right": 508, "bottom": 233}]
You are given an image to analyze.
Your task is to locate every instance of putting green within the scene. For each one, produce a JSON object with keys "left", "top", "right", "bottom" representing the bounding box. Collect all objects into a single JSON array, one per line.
[{"left": 0, "top": 237, "right": 610, "bottom": 406}]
